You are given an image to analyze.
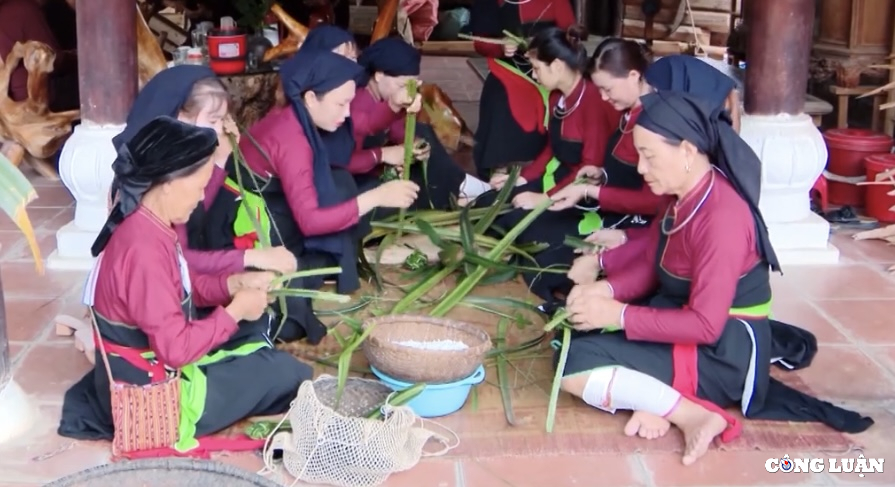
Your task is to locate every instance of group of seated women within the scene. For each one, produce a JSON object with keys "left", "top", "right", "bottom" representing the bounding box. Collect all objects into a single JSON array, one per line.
[{"left": 57, "top": 11, "right": 873, "bottom": 466}]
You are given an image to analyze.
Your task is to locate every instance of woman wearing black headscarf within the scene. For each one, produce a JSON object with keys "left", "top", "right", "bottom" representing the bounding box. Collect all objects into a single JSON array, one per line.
[
  {"left": 556, "top": 91, "right": 872, "bottom": 466},
  {"left": 199, "top": 47, "right": 420, "bottom": 343},
  {"left": 349, "top": 37, "right": 489, "bottom": 210},
  {"left": 557, "top": 51, "right": 742, "bottom": 291},
  {"left": 114, "top": 65, "right": 296, "bottom": 277},
  {"left": 59, "top": 117, "right": 311, "bottom": 456}
]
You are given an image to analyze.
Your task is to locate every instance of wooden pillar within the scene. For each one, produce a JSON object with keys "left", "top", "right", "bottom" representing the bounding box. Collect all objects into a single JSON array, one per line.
[
  {"left": 47, "top": 0, "right": 138, "bottom": 270},
  {"left": 76, "top": 0, "right": 137, "bottom": 124},
  {"left": 744, "top": 0, "right": 816, "bottom": 115}
]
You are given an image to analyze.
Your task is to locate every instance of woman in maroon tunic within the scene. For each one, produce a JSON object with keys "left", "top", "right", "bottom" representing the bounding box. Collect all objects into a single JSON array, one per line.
[
  {"left": 558, "top": 91, "right": 872, "bottom": 466},
  {"left": 112, "top": 65, "right": 297, "bottom": 277},
  {"left": 349, "top": 37, "right": 490, "bottom": 210},
  {"left": 469, "top": 0, "right": 577, "bottom": 179},
  {"left": 549, "top": 38, "right": 661, "bottom": 233},
  {"left": 58, "top": 117, "right": 311, "bottom": 456},
  {"left": 199, "top": 47, "right": 420, "bottom": 342},
  {"left": 472, "top": 26, "right": 616, "bottom": 301}
]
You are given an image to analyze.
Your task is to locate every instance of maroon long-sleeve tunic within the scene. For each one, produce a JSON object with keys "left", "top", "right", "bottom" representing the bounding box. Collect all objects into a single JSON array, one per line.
[
  {"left": 346, "top": 87, "right": 406, "bottom": 175},
  {"left": 520, "top": 79, "right": 615, "bottom": 195},
  {"left": 237, "top": 106, "right": 360, "bottom": 237},
  {"left": 472, "top": 0, "right": 576, "bottom": 59},
  {"left": 598, "top": 107, "right": 665, "bottom": 216},
  {"left": 91, "top": 206, "right": 238, "bottom": 369},
  {"left": 175, "top": 165, "right": 245, "bottom": 274},
  {"left": 0, "top": 0, "right": 60, "bottom": 101},
  {"left": 608, "top": 171, "right": 761, "bottom": 345}
]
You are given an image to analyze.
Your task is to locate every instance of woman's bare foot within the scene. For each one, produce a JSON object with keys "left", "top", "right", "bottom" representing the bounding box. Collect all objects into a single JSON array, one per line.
[
  {"left": 666, "top": 398, "right": 728, "bottom": 465},
  {"left": 624, "top": 411, "right": 671, "bottom": 439}
]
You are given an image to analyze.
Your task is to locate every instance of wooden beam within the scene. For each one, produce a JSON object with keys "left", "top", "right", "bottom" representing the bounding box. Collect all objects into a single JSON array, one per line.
[
  {"left": 744, "top": 0, "right": 815, "bottom": 115},
  {"left": 76, "top": 0, "right": 137, "bottom": 124}
]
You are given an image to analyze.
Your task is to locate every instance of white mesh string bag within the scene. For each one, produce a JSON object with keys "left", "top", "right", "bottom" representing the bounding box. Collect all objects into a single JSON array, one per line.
[{"left": 263, "top": 375, "right": 454, "bottom": 487}]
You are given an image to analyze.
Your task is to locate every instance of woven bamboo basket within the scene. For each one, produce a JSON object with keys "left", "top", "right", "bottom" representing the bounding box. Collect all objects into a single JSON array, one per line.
[{"left": 362, "top": 315, "right": 491, "bottom": 384}]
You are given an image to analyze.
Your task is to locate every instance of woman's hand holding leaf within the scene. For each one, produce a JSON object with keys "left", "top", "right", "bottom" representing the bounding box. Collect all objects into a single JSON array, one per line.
[
  {"left": 549, "top": 184, "right": 588, "bottom": 211},
  {"left": 373, "top": 180, "right": 420, "bottom": 209},
  {"left": 245, "top": 246, "right": 297, "bottom": 274},
  {"left": 585, "top": 229, "right": 627, "bottom": 251},
  {"left": 226, "top": 288, "right": 269, "bottom": 322},
  {"left": 512, "top": 191, "right": 549, "bottom": 210},
  {"left": 566, "top": 281, "right": 623, "bottom": 332},
  {"left": 567, "top": 254, "right": 601, "bottom": 285}
]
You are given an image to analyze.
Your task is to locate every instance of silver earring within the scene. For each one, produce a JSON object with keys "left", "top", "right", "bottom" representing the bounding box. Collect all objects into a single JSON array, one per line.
[{"left": 685, "top": 161, "right": 691, "bottom": 173}]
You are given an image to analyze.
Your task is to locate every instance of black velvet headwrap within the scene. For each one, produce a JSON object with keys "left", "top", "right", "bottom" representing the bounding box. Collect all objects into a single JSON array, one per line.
[
  {"left": 357, "top": 37, "right": 421, "bottom": 80},
  {"left": 91, "top": 116, "right": 219, "bottom": 256},
  {"left": 636, "top": 91, "right": 781, "bottom": 272},
  {"left": 279, "top": 47, "right": 365, "bottom": 258}
]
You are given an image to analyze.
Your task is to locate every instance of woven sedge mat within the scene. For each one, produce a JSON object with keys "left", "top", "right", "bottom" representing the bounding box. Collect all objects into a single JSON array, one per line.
[{"left": 281, "top": 274, "right": 861, "bottom": 459}]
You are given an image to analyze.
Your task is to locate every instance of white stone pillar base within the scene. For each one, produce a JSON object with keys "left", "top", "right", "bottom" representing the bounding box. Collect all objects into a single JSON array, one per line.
[
  {"left": 0, "top": 380, "right": 37, "bottom": 444},
  {"left": 739, "top": 113, "right": 840, "bottom": 265},
  {"left": 47, "top": 123, "right": 123, "bottom": 271}
]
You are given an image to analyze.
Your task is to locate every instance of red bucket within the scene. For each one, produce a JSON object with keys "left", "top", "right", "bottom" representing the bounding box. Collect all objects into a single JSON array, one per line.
[
  {"left": 864, "top": 153, "right": 895, "bottom": 223},
  {"left": 207, "top": 27, "right": 247, "bottom": 75},
  {"left": 823, "top": 128, "right": 893, "bottom": 206}
]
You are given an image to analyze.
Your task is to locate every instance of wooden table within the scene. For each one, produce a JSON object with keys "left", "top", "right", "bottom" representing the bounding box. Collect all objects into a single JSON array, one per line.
[{"left": 829, "top": 85, "right": 887, "bottom": 130}]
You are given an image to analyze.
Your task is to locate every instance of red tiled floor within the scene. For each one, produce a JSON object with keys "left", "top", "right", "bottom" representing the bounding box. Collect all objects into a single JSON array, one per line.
[
  {"left": 382, "top": 459, "right": 458, "bottom": 487},
  {"left": 0, "top": 208, "right": 65, "bottom": 232},
  {"left": 0, "top": 404, "right": 111, "bottom": 484},
  {"left": 830, "top": 231, "right": 895, "bottom": 263},
  {"left": 3, "top": 230, "right": 59, "bottom": 263},
  {"left": 2, "top": 296, "right": 67, "bottom": 342},
  {"left": 770, "top": 264, "right": 895, "bottom": 300},
  {"left": 28, "top": 186, "right": 74, "bottom": 209},
  {"left": 814, "top": 299, "right": 895, "bottom": 345},
  {"left": 865, "top": 345, "right": 895, "bottom": 376},
  {"left": 642, "top": 450, "right": 825, "bottom": 486},
  {"left": 0, "top": 263, "right": 85, "bottom": 299},
  {"left": 13, "top": 343, "right": 92, "bottom": 400},
  {"left": 463, "top": 454, "right": 646, "bottom": 487},
  {"left": 776, "top": 346, "right": 895, "bottom": 401},
  {"left": 771, "top": 298, "right": 851, "bottom": 344}
]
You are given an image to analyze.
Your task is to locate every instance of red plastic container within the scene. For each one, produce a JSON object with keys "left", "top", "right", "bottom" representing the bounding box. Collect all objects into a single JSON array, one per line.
[
  {"left": 207, "top": 27, "right": 247, "bottom": 75},
  {"left": 823, "top": 128, "right": 893, "bottom": 206},
  {"left": 864, "top": 153, "right": 895, "bottom": 223}
]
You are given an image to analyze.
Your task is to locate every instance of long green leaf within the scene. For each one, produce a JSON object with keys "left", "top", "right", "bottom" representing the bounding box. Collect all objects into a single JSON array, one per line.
[
  {"left": 473, "top": 165, "right": 521, "bottom": 234},
  {"left": 395, "top": 79, "right": 419, "bottom": 240},
  {"left": 429, "top": 198, "right": 553, "bottom": 317},
  {"left": 495, "top": 318, "right": 516, "bottom": 425},
  {"left": 335, "top": 321, "right": 379, "bottom": 406},
  {"left": 268, "top": 288, "right": 351, "bottom": 303},
  {"left": 546, "top": 326, "right": 571, "bottom": 433},
  {"left": 0, "top": 151, "right": 42, "bottom": 273}
]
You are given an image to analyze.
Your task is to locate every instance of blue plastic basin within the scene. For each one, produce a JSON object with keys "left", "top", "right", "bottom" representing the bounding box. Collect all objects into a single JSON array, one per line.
[{"left": 370, "top": 365, "right": 486, "bottom": 418}]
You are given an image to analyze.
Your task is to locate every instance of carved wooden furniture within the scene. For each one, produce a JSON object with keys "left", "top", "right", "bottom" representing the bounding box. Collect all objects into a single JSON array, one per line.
[
  {"left": 0, "top": 41, "right": 80, "bottom": 179},
  {"left": 814, "top": 0, "right": 895, "bottom": 63}
]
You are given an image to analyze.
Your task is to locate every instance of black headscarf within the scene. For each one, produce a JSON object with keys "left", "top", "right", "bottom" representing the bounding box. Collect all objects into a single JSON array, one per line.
[
  {"left": 644, "top": 55, "right": 736, "bottom": 113},
  {"left": 279, "top": 47, "right": 365, "bottom": 258},
  {"left": 636, "top": 91, "right": 780, "bottom": 272},
  {"left": 357, "top": 37, "right": 421, "bottom": 82},
  {"left": 298, "top": 25, "right": 358, "bottom": 168},
  {"left": 92, "top": 116, "right": 219, "bottom": 256},
  {"left": 112, "top": 65, "right": 218, "bottom": 150}
]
